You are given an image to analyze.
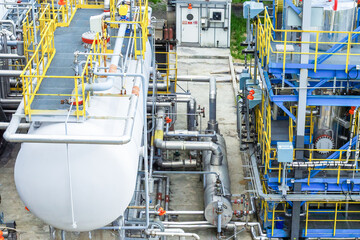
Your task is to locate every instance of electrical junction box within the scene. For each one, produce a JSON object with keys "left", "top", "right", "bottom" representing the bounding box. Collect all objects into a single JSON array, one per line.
[
  {"left": 209, "top": 9, "right": 224, "bottom": 22},
  {"left": 276, "top": 142, "right": 293, "bottom": 163},
  {"left": 90, "top": 15, "right": 103, "bottom": 33},
  {"left": 201, "top": 18, "right": 208, "bottom": 28}
]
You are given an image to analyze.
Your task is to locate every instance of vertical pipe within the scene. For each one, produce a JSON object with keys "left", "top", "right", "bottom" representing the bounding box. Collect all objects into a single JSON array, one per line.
[
  {"left": 217, "top": 213, "right": 222, "bottom": 234},
  {"left": 207, "top": 76, "right": 218, "bottom": 133},
  {"left": 187, "top": 97, "right": 197, "bottom": 131},
  {"left": 31, "top": 0, "right": 37, "bottom": 44},
  {"left": 164, "top": 177, "right": 170, "bottom": 222}
]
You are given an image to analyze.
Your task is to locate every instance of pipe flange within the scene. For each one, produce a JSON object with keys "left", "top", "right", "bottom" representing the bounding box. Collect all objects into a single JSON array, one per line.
[{"left": 314, "top": 135, "right": 334, "bottom": 154}]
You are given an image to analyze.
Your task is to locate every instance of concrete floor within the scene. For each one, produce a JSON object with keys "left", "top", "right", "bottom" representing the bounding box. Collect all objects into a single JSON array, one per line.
[{"left": 0, "top": 46, "right": 251, "bottom": 240}]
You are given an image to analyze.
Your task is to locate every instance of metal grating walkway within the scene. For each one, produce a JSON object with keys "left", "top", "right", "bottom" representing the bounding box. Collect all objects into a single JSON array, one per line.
[{"left": 30, "top": 9, "right": 103, "bottom": 112}]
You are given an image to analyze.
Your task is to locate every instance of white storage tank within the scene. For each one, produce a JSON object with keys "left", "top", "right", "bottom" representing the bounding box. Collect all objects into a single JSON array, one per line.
[{"left": 13, "top": 42, "right": 152, "bottom": 232}]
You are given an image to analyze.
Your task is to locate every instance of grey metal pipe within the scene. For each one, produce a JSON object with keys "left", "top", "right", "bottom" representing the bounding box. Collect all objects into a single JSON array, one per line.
[
  {"left": 0, "top": 70, "right": 23, "bottom": 77},
  {"left": 154, "top": 108, "right": 223, "bottom": 165},
  {"left": 177, "top": 75, "right": 210, "bottom": 82},
  {"left": 0, "top": 122, "right": 29, "bottom": 130},
  {"left": 207, "top": 76, "right": 218, "bottom": 133},
  {"left": 187, "top": 96, "right": 197, "bottom": 131},
  {"left": 0, "top": 98, "right": 21, "bottom": 104},
  {"left": 0, "top": 54, "right": 25, "bottom": 59},
  {"left": 146, "top": 102, "right": 172, "bottom": 108},
  {"left": 164, "top": 177, "right": 170, "bottom": 221},
  {"left": 145, "top": 230, "right": 200, "bottom": 240},
  {"left": 159, "top": 159, "right": 198, "bottom": 168}
]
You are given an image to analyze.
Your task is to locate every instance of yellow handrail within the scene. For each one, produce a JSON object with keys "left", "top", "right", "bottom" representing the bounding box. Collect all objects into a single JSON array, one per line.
[{"left": 257, "top": 8, "right": 360, "bottom": 73}]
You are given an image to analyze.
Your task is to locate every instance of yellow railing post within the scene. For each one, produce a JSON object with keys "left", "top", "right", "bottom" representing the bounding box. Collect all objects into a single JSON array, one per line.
[
  {"left": 305, "top": 202, "right": 309, "bottom": 236},
  {"left": 334, "top": 203, "right": 338, "bottom": 236},
  {"left": 314, "top": 32, "right": 319, "bottom": 72}
]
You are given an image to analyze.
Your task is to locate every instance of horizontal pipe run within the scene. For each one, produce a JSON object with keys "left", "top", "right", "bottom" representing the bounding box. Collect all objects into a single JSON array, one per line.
[
  {"left": 153, "top": 170, "right": 219, "bottom": 178},
  {"left": 165, "top": 129, "right": 216, "bottom": 138},
  {"left": 145, "top": 230, "right": 200, "bottom": 240},
  {"left": 0, "top": 122, "right": 29, "bottom": 130},
  {"left": 0, "top": 70, "right": 23, "bottom": 77},
  {"left": 159, "top": 159, "right": 198, "bottom": 168},
  {"left": 0, "top": 54, "right": 25, "bottom": 60}
]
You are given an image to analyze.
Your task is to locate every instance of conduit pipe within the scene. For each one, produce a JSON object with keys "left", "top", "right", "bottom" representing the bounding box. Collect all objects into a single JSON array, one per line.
[{"left": 154, "top": 108, "right": 223, "bottom": 165}]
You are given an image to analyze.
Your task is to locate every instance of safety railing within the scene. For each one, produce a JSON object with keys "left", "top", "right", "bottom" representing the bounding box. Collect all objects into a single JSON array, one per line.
[
  {"left": 262, "top": 201, "right": 360, "bottom": 238},
  {"left": 106, "top": 0, "right": 149, "bottom": 59},
  {"left": 22, "top": 7, "right": 38, "bottom": 62},
  {"left": 262, "top": 201, "right": 286, "bottom": 237},
  {"left": 75, "top": 0, "right": 104, "bottom": 8},
  {"left": 153, "top": 51, "right": 177, "bottom": 94},
  {"left": 21, "top": 17, "right": 106, "bottom": 120},
  {"left": 305, "top": 202, "right": 360, "bottom": 237},
  {"left": 256, "top": 94, "right": 272, "bottom": 174},
  {"left": 256, "top": 92, "right": 360, "bottom": 185},
  {"left": 38, "top": 0, "right": 78, "bottom": 27},
  {"left": 257, "top": 8, "right": 360, "bottom": 74}
]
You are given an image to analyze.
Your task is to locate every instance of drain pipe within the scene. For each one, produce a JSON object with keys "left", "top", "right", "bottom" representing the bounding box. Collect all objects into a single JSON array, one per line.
[{"left": 154, "top": 108, "right": 223, "bottom": 165}]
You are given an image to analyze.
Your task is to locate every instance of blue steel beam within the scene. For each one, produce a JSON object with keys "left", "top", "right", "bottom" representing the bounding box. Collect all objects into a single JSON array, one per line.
[
  {"left": 269, "top": 62, "right": 360, "bottom": 79},
  {"left": 264, "top": 70, "right": 360, "bottom": 106},
  {"left": 285, "top": 0, "right": 301, "bottom": 15}
]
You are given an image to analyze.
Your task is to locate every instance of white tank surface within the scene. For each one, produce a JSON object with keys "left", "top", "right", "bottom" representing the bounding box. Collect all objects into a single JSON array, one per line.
[{"left": 14, "top": 41, "right": 152, "bottom": 231}]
